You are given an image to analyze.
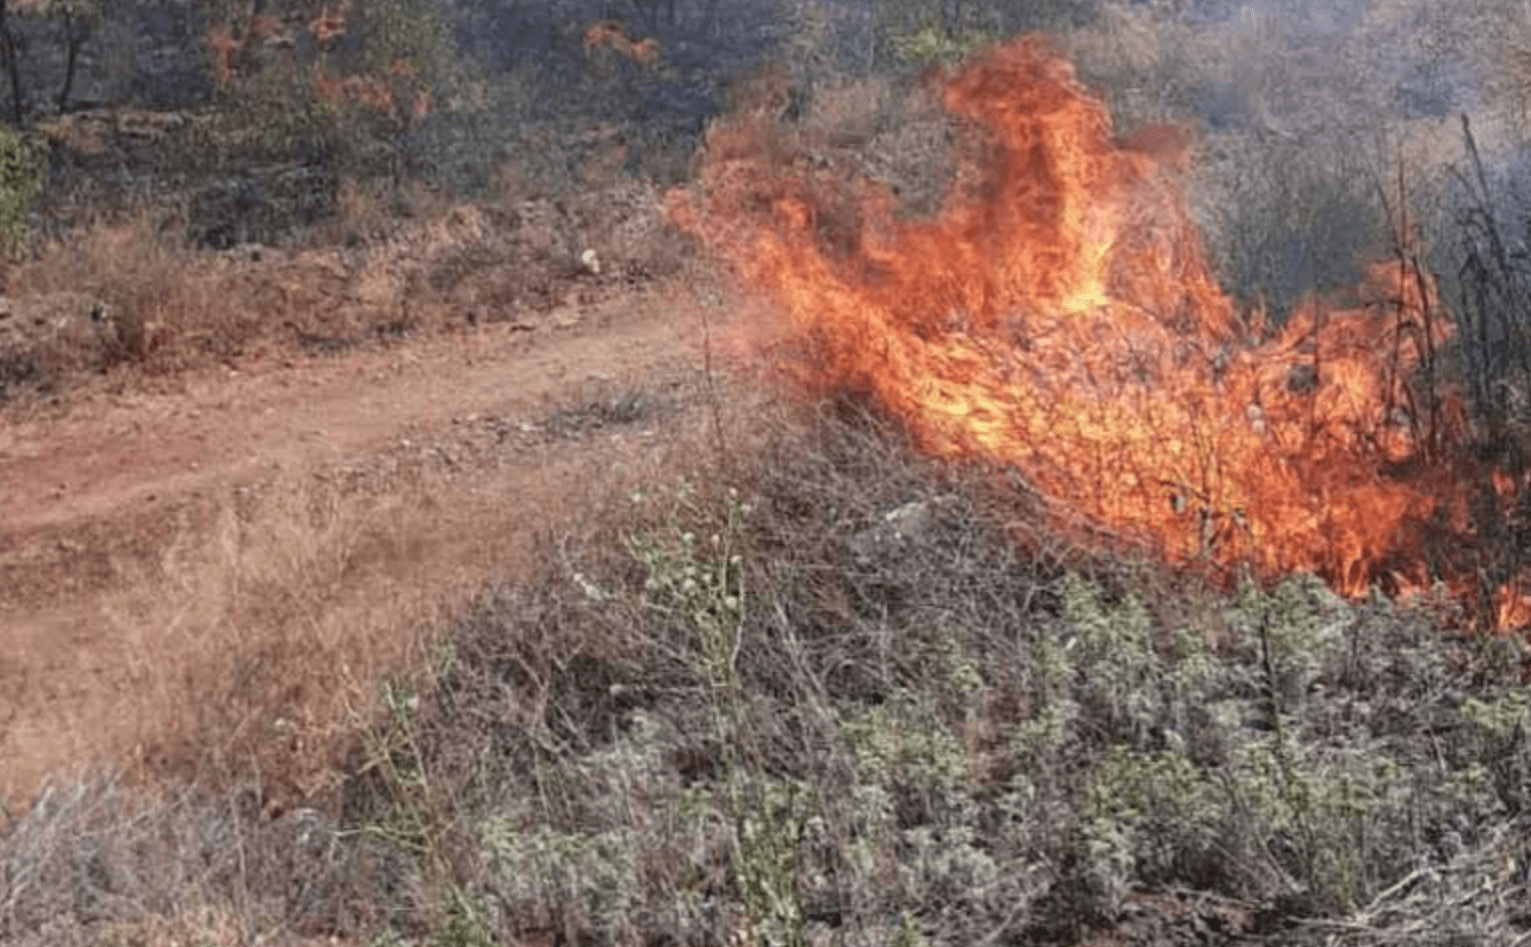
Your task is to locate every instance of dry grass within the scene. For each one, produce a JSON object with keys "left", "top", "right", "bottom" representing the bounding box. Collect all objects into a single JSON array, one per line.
[
  {"left": 0, "top": 468, "right": 450, "bottom": 818},
  {"left": 0, "top": 169, "right": 685, "bottom": 405},
  {"left": 1, "top": 770, "right": 413, "bottom": 945},
  {"left": 9, "top": 5, "right": 1531, "bottom": 944},
  {"left": 373, "top": 398, "right": 1531, "bottom": 947},
  {"left": 3, "top": 388, "right": 1530, "bottom": 946},
  {"left": 0, "top": 375, "right": 735, "bottom": 945},
  {"left": 0, "top": 367, "right": 712, "bottom": 817}
]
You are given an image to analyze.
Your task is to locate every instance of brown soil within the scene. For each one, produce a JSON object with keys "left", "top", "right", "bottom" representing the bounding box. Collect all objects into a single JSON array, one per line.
[{"left": 0, "top": 276, "right": 772, "bottom": 814}]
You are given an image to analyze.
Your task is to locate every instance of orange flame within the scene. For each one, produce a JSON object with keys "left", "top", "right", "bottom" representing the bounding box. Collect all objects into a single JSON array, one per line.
[
  {"left": 673, "top": 38, "right": 1529, "bottom": 621},
  {"left": 312, "top": 66, "right": 387, "bottom": 118},
  {"left": 1497, "top": 585, "right": 1531, "bottom": 630}
]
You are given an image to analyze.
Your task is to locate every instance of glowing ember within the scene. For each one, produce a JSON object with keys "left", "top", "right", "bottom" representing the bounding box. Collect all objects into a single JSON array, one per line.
[{"left": 672, "top": 37, "right": 1529, "bottom": 619}]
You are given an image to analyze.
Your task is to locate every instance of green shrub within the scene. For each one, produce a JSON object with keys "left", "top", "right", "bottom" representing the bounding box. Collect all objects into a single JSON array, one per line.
[
  {"left": 0, "top": 125, "right": 44, "bottom": 257},
  {"left": 893, "top": 24, "right": 992, "bottom": 67},
  {"left": 479, "top": 820, "right": 640, "bottom": 939}
]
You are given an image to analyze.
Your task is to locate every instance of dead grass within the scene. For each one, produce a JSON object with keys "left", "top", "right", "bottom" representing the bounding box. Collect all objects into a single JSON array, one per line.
[
  {"left": 383, "top": 398, "right": 1531, "bottom": 947},
  {"left": 0, "top": 368, "right": 711, "bottom": 817},
  {"left": 0, "top": 170, "right": 686, "bottom": 406},
  {"left": 9, "top": 5, "right": 1531, "bottom": 944},
  {"left": 3, "top": 387, "right": 1530, "bottom": 946},
  {"left": 1, "top": 769, "right": 413, "bottom": 945},
  {"left": 0, "top": 467, "right": 450, "bottom": 818},
  {"left": 0, "top": 375, "right": 735, "bottom": 945}
]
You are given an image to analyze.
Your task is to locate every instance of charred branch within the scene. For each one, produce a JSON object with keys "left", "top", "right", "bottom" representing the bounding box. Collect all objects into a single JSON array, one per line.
[
  {"left": 56, "top": 6, "right": 90, "bottom": 115},
  {"left": 0, "top": 1, "right": 21, "bottom": 126}
]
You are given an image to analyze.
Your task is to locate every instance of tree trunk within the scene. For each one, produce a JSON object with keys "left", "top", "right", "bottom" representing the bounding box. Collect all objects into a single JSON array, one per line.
[
  {"left": 0, "top": 3, "right": 22, "bottom": 126},
  {"left": 58, "top": 10, "right": 87, "bottom": 114}
]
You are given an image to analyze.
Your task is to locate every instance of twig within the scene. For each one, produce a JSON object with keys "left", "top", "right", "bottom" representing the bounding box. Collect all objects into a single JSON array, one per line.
[{"left": 698, "top": 286, "right": 733, "bottom": 472}]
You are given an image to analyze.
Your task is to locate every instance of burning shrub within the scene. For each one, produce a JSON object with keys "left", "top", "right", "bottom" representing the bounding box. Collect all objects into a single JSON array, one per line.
[{"left": 672, "top": 35, "right": 1531, "bottom": 629}]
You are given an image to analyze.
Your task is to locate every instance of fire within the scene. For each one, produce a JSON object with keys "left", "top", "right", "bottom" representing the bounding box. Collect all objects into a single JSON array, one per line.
[{"left": 672, "top": 37, "right": 1530, "bottom": 624}]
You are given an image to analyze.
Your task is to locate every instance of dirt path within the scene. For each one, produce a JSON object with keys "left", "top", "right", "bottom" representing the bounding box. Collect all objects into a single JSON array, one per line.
[
  {"left": 0, "top": 280, "right": 765, "bottom": 812},
  {"left": 2, "top": 287, "right": 694, "bottom": 541}
]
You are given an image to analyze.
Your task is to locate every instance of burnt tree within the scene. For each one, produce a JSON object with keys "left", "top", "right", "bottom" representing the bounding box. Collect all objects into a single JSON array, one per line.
[
  {"left": 0, "top": 1, "right": 22, "bottom": 125},
  {"left": 56, "top": 1, "right": 98, "bottom": 113}
]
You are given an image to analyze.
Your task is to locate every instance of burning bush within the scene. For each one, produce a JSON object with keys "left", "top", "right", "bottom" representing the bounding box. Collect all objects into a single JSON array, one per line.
[{"left": 672, "top": 36, "right": 1531, "bottom": 630}]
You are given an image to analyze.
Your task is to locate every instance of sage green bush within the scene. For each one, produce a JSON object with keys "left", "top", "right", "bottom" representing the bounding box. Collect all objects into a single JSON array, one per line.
[{"left": 0, "top": 124, "right": 43, "bottom": 257}]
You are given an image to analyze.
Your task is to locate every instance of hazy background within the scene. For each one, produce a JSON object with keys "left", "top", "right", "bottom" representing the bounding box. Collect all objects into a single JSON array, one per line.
[{"left": 8, "top": 0, "right": 1531, "bottom": 339}]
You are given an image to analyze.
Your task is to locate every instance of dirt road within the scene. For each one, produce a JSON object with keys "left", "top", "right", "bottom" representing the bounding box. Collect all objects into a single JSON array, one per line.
[{"left": 0, "top": 280, "right": 764, "bottom": 813}]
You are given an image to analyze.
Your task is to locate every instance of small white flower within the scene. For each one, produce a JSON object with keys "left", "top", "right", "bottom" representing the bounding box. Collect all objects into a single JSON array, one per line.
[{"left": 573, "top": 571, "right": 608, "bottom": 602}]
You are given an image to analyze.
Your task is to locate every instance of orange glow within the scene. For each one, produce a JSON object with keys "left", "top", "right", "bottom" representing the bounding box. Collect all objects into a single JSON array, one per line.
[
  {"left": 309, "top": 2, "right": 350, "bottom": 45},
  {"left": 1498, "top": 586, "right": 1531, "bottom": 631},
  {"left": 207, "top": 22, "right": 240, "bottom": 84},
  {"left": 206, "top": 14, "right": 294, "bottom": 83},
  {"left": 1495, "top": 468, "right": 1518, "bottom": 501},
  {"left": 582, "top": 20, "right": 663, "bottom": 68},
  {"left": 312, "top": 66, "right": 389, "bottom": 118},
  {"left": 672, "top": 37, "right": 1531, "bottom": 626},
  {"left": 311, "top": 61, "right": 429, "bottom": 125}
]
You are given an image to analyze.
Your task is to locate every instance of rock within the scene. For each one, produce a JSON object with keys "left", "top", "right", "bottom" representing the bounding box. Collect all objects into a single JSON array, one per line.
[{"left": 848, "top": 496, "right": 955, "bottom": 560}]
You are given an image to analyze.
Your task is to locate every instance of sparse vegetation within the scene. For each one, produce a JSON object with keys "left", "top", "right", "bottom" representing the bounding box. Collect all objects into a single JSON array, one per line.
[
  {"left": 4, "top": 400, "right": 1530, "bottom": 945},
  {"left": 0, "top": 122, "right": 41, "bottom": 256}
]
